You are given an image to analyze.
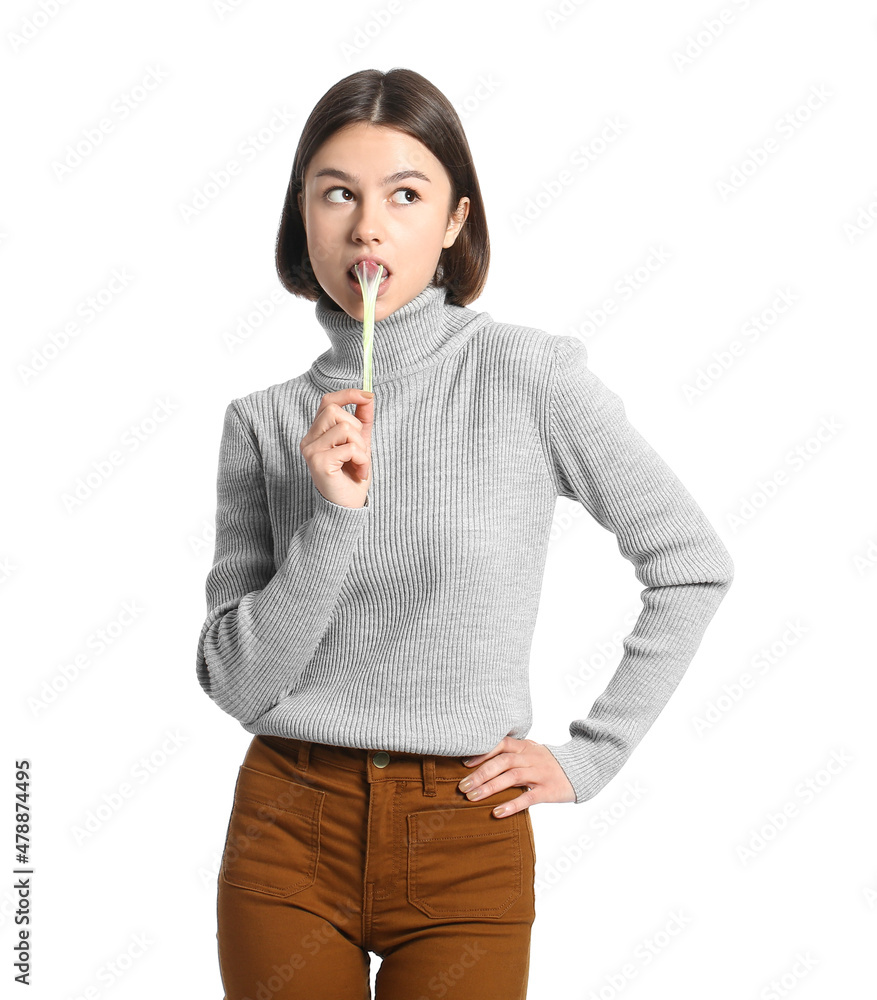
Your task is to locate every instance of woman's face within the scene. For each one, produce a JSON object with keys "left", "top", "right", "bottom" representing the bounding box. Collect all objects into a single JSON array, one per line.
[{"left": 298, "top": 122, "right": 469, "bottom": 321}]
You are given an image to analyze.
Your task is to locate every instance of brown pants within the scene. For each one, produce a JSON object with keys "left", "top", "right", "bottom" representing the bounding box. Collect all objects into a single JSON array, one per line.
[{"left": 215, "top": 734, "right": 537, "bottom": 999}]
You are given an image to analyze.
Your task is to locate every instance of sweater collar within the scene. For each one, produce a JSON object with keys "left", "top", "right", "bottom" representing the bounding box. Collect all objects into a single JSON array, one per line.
[{"left": 308, "top": 281, "right": 483, "bottom": 387}]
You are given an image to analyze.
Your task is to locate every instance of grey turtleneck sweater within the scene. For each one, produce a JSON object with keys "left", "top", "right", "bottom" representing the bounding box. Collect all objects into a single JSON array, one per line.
[{"left": 195, "top": 281, "right": 734, "bottom": 803}]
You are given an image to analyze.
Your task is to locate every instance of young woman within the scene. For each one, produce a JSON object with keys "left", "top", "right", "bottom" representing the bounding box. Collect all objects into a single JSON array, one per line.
[{"left": 196, "top": 68, "right": 734, "bottom": 1000}]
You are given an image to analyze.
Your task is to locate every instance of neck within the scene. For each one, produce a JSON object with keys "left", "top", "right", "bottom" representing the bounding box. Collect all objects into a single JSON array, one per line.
[{"left": 309, "top": 282, "right": 477, "bottom": 387}]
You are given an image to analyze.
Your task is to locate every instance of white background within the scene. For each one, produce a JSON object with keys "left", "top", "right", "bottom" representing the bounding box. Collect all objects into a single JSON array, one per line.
[{"left": 3, "top": 0, "right": 876, "bottom": 997}]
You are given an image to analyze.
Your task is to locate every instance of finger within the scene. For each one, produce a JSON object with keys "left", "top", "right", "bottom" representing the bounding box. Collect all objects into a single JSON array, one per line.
[
  {"left": 492, "top": 794, "right": 531, "bottom": 819},
  {"left": 321, "top": 436, "right": 370, "bottom": 478},
  {"left": 321, "top": 422, "right": 369, "bottom": 461},
  {"left": 354, "top": 397, "right": 374, "bottom": 445},
  {"left": 322, "top": 404, "right": 365, "bottom": 436},
  {"left": 462, "top": 738, "right": 505, "bottom": 767},
  {"left": 322, "top": 424, "right": 369, "bottom": 477},
  {"left": 345, "top": 434, "right": 371, "bottom": 483},
  {"left": 317, "top": 388, "right": 373, "bottom": 416},
  {"left": 327, "top": 411, "right": 370, "bottom": 470},
  {"left": 301, "top": 404, "right": 362, "bottom": 451}
]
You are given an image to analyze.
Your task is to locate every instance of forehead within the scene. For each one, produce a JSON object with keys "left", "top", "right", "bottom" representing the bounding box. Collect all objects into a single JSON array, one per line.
[{"left": 306, "top": 123, "right": 445, "bottom": 183}]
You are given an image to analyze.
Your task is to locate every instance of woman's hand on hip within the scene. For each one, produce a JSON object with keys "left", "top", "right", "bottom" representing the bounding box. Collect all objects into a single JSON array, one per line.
[{"left": 458, "top": 736, "right": 576, "bottom": 817}]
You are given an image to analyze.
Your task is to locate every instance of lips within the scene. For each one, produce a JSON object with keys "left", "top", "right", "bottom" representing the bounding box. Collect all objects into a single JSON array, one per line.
[
  {"left": 348, "top": 258, "right": 391, "bottom": 281},
  {"left": 347, "top": 268, "right": 390, "bottom": 293},
  {"left": 348, "top": 265, "right": 390, "bottom": 280}
]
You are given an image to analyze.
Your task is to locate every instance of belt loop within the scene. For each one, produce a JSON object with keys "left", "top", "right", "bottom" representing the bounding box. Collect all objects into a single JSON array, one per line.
[
  {"left": 296, "top": 741, "right": 312, "bottom": 772},
  {"left": 422, "top": 757, "right": 436, "bottom": 796}
]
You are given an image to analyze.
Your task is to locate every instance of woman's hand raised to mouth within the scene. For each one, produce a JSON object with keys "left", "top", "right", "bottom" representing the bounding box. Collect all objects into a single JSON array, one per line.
[{"left": 300, "top": 388, "right": 375, "bottom": 509}]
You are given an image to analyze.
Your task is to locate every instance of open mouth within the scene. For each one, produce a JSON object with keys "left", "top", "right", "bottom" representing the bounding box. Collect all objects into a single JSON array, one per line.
[{"left": 347, "top": 265, "right": 391, "bottom": 290}]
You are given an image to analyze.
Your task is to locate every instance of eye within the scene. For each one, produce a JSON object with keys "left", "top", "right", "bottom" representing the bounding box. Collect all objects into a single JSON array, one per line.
[
  {"left": 325, "top": 186, "right": 353, "bottom": 203},
  {"left": 322, "top": 186, "right": 421, "bottom": 205},
  {"left": 392, "top": 187, "right": 420, "bottom": 205}
]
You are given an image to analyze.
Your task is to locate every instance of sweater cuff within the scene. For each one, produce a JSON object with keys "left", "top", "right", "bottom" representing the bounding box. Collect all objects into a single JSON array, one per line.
[
  {"left": 541, "top": 738, "right": 624, "bottom": 805},
  {"left": 313, "top": 484, "right": 371, "bottom": 514}
]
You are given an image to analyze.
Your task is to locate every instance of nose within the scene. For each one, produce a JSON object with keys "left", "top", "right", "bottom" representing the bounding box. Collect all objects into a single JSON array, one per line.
[{"left": 351, "top": 197, "right": 384, "bottom": 245}]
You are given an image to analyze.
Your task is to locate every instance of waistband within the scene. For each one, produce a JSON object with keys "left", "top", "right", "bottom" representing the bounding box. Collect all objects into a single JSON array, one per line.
[{"left": 256, "top": 734, "right": 472, "bottom": 784}]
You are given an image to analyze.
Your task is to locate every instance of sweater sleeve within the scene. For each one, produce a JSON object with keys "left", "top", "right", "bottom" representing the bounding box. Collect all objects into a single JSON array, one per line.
[
  {"left": 195, "top": 398, "right": 370, "bottom": 724},
  {"left": 541, "top": 336, "right": 734, "bottom": 804}
]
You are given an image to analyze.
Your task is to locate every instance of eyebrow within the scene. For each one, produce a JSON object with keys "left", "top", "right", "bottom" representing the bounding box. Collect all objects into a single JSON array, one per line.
[{"left": 312, "top": 168, "right": 432, "bottom": 186}]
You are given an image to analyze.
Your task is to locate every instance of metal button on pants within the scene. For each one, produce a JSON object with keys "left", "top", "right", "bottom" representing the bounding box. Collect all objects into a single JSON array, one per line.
[{"left": 216, "top": 734, "right": 537, "bottom": 999}]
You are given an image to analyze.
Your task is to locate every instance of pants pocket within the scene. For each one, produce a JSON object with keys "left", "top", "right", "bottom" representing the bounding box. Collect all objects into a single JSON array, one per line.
[
  {"left": 220, "top": 764, "right": 324, "bottom": 897},
  {"left": 523, "top": 808, "right": 537, "bottom": 862},
  {"left": 406, "top": 802, "right": 523, "bottom": 919}
]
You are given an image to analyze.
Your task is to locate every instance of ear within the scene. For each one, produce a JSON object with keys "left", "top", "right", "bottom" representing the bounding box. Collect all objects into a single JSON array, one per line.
[{"left": 443, "top": 197, "right": 470, "bottom": 249}]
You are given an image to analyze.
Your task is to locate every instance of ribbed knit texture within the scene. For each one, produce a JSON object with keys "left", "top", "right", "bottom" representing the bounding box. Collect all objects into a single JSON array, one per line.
[{"left": 195, "top": 281, "right": 734, "bottom": 803}]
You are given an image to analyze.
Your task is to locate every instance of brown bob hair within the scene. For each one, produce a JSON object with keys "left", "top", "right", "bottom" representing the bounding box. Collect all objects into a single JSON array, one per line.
[{"left": 274, "top": 68, "right": 490, "bottom": 307}]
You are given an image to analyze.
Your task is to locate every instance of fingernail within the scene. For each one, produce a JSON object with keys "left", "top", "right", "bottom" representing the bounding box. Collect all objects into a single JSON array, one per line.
[
  {"left": 361, "top": 391, "right": 374, "bottom": 398},
  {"left": 462, "top": 759, "right": 474, "bottom": 766}
]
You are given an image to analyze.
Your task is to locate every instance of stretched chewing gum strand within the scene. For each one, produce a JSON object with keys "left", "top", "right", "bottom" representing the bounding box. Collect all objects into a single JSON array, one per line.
[
  {"left": 353, "top": 260, "right": 383, "bottom": 484},
  {"left": 353, "top": 260, "right": 384, "bottom": 394}
]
